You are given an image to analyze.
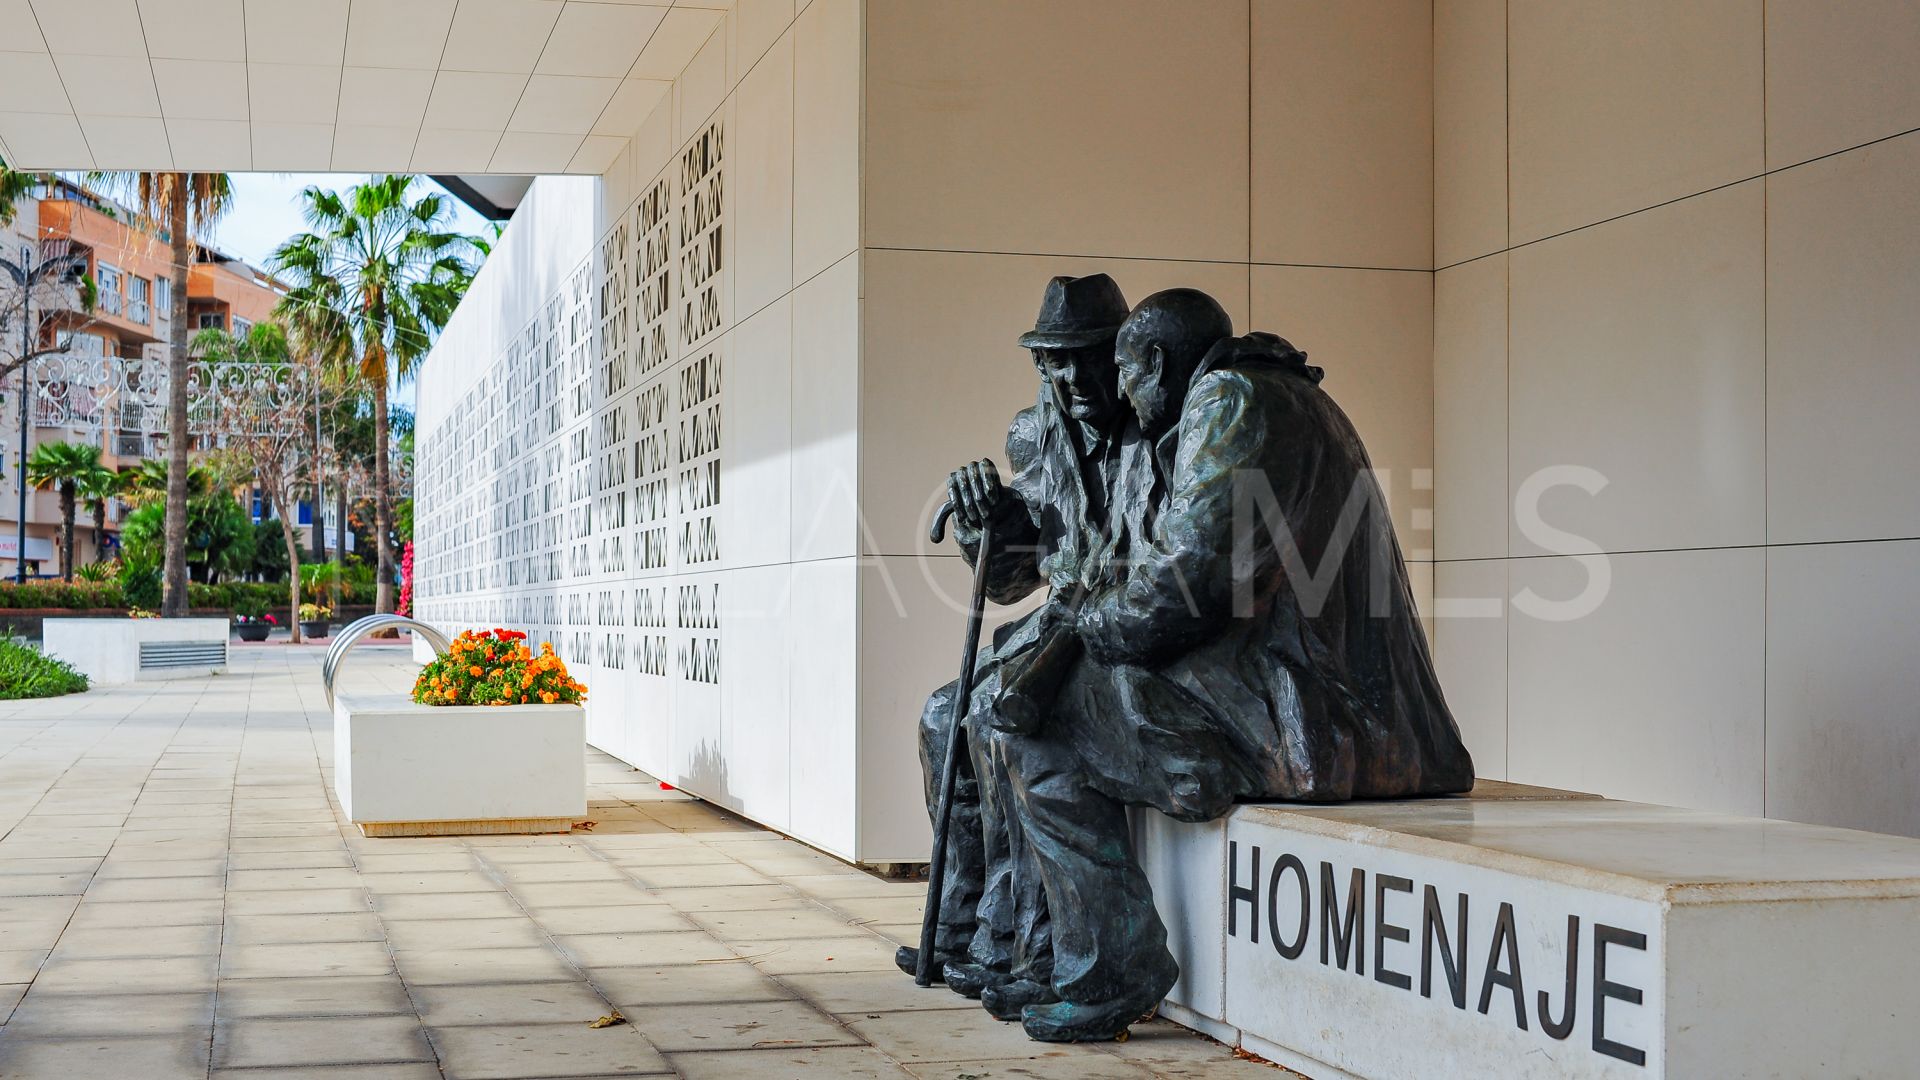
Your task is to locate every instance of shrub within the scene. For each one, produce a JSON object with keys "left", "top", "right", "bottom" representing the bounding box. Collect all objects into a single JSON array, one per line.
[
  {"left": 412, "top": 629, "right": 587, "bottom": 707},
  {"left": 0, "top": 639, "right": 89, "bottom": 699},
  {"left": 0, "top": 581, "right": 125, "bottom": 610},
  {"left": 118, "top": 552, "right": 161, "bottom": 610}
]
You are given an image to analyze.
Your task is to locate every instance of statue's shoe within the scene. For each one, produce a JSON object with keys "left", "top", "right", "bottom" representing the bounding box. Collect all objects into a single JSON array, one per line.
[
  {"left": 893, "top": 945, "right": 961, "bottom": 983},
  {"left": 1021, "top": 997, "right": 1158, "bottom": 1042},
  {"left": 942, "top": 960, "right": 1013, "bottom": 1000},
  {"left": 981, "top": 978, "right": 1059, "bottom": 1021}
]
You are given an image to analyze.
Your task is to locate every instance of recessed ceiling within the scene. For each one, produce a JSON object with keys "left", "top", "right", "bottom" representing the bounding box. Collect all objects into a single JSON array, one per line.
[{"left": 0, "top": 0, "right": 726, "bottom": 174}]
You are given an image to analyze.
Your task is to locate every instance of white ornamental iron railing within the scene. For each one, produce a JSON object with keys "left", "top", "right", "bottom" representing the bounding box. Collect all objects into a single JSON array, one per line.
[{"left": 29, "top": 343, "right": 312, "bottom": 436}]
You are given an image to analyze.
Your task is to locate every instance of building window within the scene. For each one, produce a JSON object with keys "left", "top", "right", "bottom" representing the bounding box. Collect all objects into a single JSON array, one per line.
[
  {"left": 197, "top": 312, "right": 225, "bottom": 330},
  {"left": 232, "top": 316, "right": 252, "bottom": 337},
  {"left": 127, "top": 276, "right": 149, "bottom": 324},
  {"left": 154, "top": 275, "right": 170, "bottom": 316},
  {"left": 97, "top": 264, "right": 122, "bottom": 316}
]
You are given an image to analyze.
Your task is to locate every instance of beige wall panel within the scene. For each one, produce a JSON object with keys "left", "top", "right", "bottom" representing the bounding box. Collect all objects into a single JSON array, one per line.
[
  {"left": 1433, "top": 253, "right": 1506, "bottom": 562},
  {"left": 1433, "top": 558, "right": 1508, "bottom": 780},
  {"left": 1508, "top": 0, "right": 1763, "bottom": 244},
  {"left": 1508, "top": 547, "right": 1765, "bottom": 815},
  {"left": 721, "top": 297, "right": 794, "bottom": 571},
  {"left": 1507, "top": 180, "right": 1765, "bottom": 556},
  {"left": 1767, "top": 133, "right": 1920, "bottom": 545},
  {"left": 791, "top": 253, "right": 861, "bottom": 563},
  {"left": 863, "top": 0, "right": 1249, "bottom": 264},
  {"left": 1252, "top": 0, "right": 1432, "bottom": 270},
  {"left": 792, "top": 0, "right": 859, "bottom": 281},
  {"left": 720, "top": 562, "right": 794, "bottom": 828},
  {"left": 1250, "top": 265, "right": 1434, "bottom": 555},
  {"left": 1433, "top": 0, "right": 1506, "bottom": 266},
  {"left": 858, "top": 248, "right": 1250, "bottom": 559},
  {"left": 733, "top": 0, "right": 795, "bottom": 80},
  {"left": 733, "top": 30, "right": 794, "bottom": 321},
  {"left": 787, "top": 556, "right": 858, "bottom": 856},
  {"left": 675, "top": 16, "right": 730, "bottom": 148},
  {"left": 1766, "top": 540, "right": 1920, "bottom": 838},
  {"left": 1766, "top": 0, "right": 1920, "bottom": 169}
]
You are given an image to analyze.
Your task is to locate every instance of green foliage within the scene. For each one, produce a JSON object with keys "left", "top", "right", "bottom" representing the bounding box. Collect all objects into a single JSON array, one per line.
[
  {"left": 118, "top": 550, "right": 161, "bottom": 610},
  {"left": 0, "top": 639, "right": 89, "bottom": 700},
  {"left": 72, "top": 560, "right": 115, "bottom": 584},
  {"left": 300, "top": 560, "right": 376, "bottom": 603},
  {"left": 0, "top": 582, "right": 126, "bottom": 610},
  {"left": 250, "top": 519, "right": 290, "bottom": 580},
  {"left": 120, "top": 491, "right": 257, "bottom": 584}
]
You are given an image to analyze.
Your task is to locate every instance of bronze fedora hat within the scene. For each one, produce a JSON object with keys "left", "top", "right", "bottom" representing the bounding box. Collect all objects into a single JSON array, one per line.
[{"left": 1017, "top": 274, "right": 1130, "bottom": 349}]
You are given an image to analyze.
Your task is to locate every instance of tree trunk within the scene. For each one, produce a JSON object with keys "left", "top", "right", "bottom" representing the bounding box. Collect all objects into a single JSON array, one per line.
[
  {"left": 372, "top": 376, "right": 394, "bottom": 614},
  {"left": 161, "top": 186, "right": 191, "bottom": 617},
  {"left": 334, "top": 485, "right": 347, "bottom": 612},
  {"left": 91, "top": 504, "right": 106, "bottom": 560},
  {"left": 311, "top": 411, "right": 326, "bottom": 562},
  {"left": 280, "top": 500, "right": 303, "bottom": 645},
  {"left": 57, "top": 482, "right": 74, "bottom": 580}
]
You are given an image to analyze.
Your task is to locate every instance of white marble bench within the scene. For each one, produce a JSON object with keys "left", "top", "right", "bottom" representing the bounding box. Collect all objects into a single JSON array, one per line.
[
  {"left": 1134, "top": 781, "right": 1920, "bottom": 1079},
  {"left": 41, "top": 616, "right": 228, "bottom": 684}
]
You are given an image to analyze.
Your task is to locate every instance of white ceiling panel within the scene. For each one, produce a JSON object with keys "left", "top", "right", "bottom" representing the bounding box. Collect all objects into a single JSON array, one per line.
[
  {"left": 507, "top": 74, "right": 617, "bottom": 134},
  {"left": 248, "top": 63, "right": 342, "bottom": 124},
  {"left": 165, "top": 117, "right": 251, "bottom": 170},
  {"left": 151, "top": 59, "right": 250, "bottom": 121},
  {"left": 0, "top": 52, "right": 64, "bottom": 110},
  {"left": 139, "top": 0, "right": 246, "bottom": 61},
  {"left": 534, "top": 3, "right": 664, "bottom": 78},
  {"left": 251, "top": 120, "right": 334, "bottom": 170},
  {"left": 671, "top": 0, "right": 734, "bottom": 8},
  {"left": 78, "top": 114, "right": 172, "bottom": 169},
  {"left": 331, "top": 124, "right": 418, "bottom": 171},
  {"left": 2, "top": 0, "right": 46, "bottom": 51},
  {"left": 0, "top": 111, "right": 92, "bottom": 168},
  {"left": 566, "top": 132, "right": 623, "bottom": 173},
  {"left": 424, "top": 70, "right": 527, "bottom": 130},
  {"left": 338, "top": 66, "right": 436, "bottom": 127},
  {"left": 591, "top": 77, "right": 668, "bottom": 136},
  {"left": 346, "top": 0, "right": 457, "bottom": 70},
  {"left": 29, "top": 0, "right": 145, "bottom": 57},
  {"left": 243, "top": 0, "right": 349, "bottom": 65},
  {"left": 53, "top": 54, "right": 163, "bottom": 117},
  {"left": 412, "top": 126, "right": 500, "bottom": 171},
  {"left": 489, "top": 129, "right": 579, "bottom": 172},
  {"left": 627, "top": 6, "right": 719, "bottom": 81},
  {"left": 443, "top": 0, "right": 563, "bottom": 75}
]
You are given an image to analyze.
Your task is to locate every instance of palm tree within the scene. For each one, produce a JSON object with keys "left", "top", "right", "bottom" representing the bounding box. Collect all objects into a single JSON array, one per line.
[
  {"left": 75, "top": 459, "right": 122, "bottom": 563},
  {"left": 0, "top": 155, "right": 42, "bottom": 227},
  {"left": 93, "top": 172, "right": 234, "bottom": 617},
  {"left": 25, "top": 440, "right": 104, "bottom": 579},
  {"left": 270, "top": 176, "right": 478, "bottom": 615}
]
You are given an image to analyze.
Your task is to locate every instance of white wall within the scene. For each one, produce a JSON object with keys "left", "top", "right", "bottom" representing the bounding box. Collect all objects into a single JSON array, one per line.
[{"left": 1431, "top": 0, "right": 1920, "bottom": 835}]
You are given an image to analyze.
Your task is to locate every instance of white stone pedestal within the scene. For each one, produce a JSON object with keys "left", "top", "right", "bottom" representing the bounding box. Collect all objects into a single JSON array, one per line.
[
  {"left": 333, "top": 693, "right": 587, "bottom": 837},
  {"left": 41, "top": 617, "right": 228, "bottom": 684},
  {"left": 1137, "top": 782, "right": 1920, "bottom": 1079}
]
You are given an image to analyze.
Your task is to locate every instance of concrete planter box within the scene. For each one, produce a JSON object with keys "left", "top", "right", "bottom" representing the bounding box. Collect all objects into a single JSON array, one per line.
[
  {"left": 333, "top": 692, "right": 586, "bottom": 837},
  {"left": 41, "top": 617, "right": 229, "bottom": 684}
]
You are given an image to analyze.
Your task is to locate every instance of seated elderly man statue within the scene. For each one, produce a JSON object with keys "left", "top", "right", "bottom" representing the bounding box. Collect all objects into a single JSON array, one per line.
[
  {"left": 990, "top": 288, "right": 1476, "bottom": 1042},
  {"left": 897, "top": 274, "right": 1138, "bottom": 1010}
]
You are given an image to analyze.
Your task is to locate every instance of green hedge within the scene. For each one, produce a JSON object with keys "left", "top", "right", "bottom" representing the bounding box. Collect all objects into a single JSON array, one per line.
[
  {"left": 0, "top": 582, "right": 126, "bottom": 610},
  {"left": 0, "top": 639, "right": 89, "bottom": 699}
]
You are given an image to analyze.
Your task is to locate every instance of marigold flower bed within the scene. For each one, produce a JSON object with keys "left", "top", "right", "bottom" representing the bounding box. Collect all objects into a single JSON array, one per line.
[{"left": 412, "top": 628, "right": 587, "bottom": 706}]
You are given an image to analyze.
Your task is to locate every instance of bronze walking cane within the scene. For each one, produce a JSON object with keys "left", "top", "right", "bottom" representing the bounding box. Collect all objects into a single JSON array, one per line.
[{"left": 916, "top": 500, "right": 993, "bottom": 987}]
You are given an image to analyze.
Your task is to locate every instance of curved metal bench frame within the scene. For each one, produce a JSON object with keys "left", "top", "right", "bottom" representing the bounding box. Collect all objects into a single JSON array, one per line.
[{"left": 322, "top": 614, "right": 452, "bottom": 711}]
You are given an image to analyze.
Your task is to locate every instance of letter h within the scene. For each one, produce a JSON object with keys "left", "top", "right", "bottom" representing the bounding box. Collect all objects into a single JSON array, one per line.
[{"left": 1229, "top": 841, "right": 1261, "bottom": 944}]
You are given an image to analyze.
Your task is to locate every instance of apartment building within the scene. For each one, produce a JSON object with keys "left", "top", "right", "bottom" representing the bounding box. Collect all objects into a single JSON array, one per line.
[{"left": 1, "top": 177, "right": 283, "bottom": 578}]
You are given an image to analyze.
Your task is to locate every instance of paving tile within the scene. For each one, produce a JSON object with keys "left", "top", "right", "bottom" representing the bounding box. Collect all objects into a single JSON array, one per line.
[
  {"left": 507, "top": 880, "right": 657, "bottom": 908},
  {"left": 648, "top": 884, "right": 802, "bottom": 912},
  {"left": 0, "top": 856, "right": 102, "bottom": 876},
  {"left": 361, "top": 871, "right": 504, "bottom": 894},
  {"left": 221, "top": 940, "right": 396, "bottom": 979},
  {"left": 224, "top": 912, "right": 386, "bottom": 945},
  {"left": 0, "top": 947, "right": 48, "bottom": 982},
  {"left": 394, "top": 945, "right": 579, "bottom": 986},
  {"left": 227, "top": 848, "right": 355, "bottom": 870},
  {"left": 782, "top": 971, "right": 981, "bottom": 1016},
  {"left": 491, "top": 860, "right": 631, "bottom": 883},
  {"left": 598, "top": 847, "right": 736, "bottom": 868},
  {"left": 848, "top": 1006, "right": 1047, "bottom": 1064},
  {"left": 554, "top": 931, "right": 738, "bottom": 967},
  {"left": 690, "top": 905, "right": 878, "bottom": 943},
  {"left": 427, "top": 1021, "right": 672, "bottom": 1078},
  {"left": 825, "top": 895, "right": 926, "bottom": 924},
  {"left": 411, "top": 979, "right": 613, "bottom": 1027},
  {"left": 672, "top": 1046, "right": 918, "bottom": 1079},
  {"left": 214, "top": 1014, "right": 433, "bottom": 1068},
  {"left": 624, "top": 863, "right": 774, "bottom": 890},
  {"left": 747, "top": 935, "right": 905, "bottom": 976},
  {"left": 215, "top": 975, "right": 415, "bottom": 1019},
  {"left": 83, "top": 875, "right": 225, "bottom": 902},
  {"left": 106, "top": 840, "right": 231, "bottom": 862},
  {"left": 467, "top": 846, "right": 596, "bottom": 866},
  {"left": 228, "top": 867, "right": 366, "bottom": 891},
  {"left": 48, "top": 923, "right": 221, "bottom": 959},
  {"left": 902, "top": 1053, "right": 1159, "bottom": 1079},
  {"left": 0, "top": 1035, "right": 210, "bottom": 1078},
  {"left": 595, "top": 963, "right": 797, "bottom": 1008},
  {"left": 5, "top": 989, "right": 215, "bottom": 1038},
  {"left": 96, "top": 857, "right": 228, "bottom": 879},
  {"left": 354, "top": 852, "right": 480, "bottom": 873},
  {"left": 376, "top": 891, "right": 526, "bottom": 921},
  {"left": 627, "top": 999, "right": 864, "bottom": 1052},
  {"left": 230, "top": 835, "right": 351, "bottom": 853},
  {"left": 383, "top": 916, "right": 551, "bottom": 952},
  {"left": 525, "top": 904, "right": 697, "bottom": 936},
  {"left": 0, "top": 873, "right": 90, "bottom": 896},
  {"left": 0, "top": 981, "right": 25, "bottom": 1023},
  {"left": 30, "top": 953, "right": 218, "bottom": 993},
  {"left": 227, "top": 888, "right": 371, "bottom": 916},
  {"left": 211, "top": 1065, "right": 443, "bottom": 1080}
]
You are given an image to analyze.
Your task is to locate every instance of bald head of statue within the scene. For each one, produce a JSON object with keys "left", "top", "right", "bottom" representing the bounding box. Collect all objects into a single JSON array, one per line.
[{"left": 1113, "top": 289, "right": 1234, "bottom": 437}]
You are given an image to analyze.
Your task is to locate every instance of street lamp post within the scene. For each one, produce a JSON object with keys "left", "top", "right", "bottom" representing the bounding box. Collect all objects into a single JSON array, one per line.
[{"left": 2, "top": 243, "right": 86, "bottom": 583}]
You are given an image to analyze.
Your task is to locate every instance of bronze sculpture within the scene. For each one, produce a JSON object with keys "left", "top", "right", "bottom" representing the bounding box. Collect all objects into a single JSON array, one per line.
[{"left": 914, "top": 283, "right": 1475, "bottom": 1043}]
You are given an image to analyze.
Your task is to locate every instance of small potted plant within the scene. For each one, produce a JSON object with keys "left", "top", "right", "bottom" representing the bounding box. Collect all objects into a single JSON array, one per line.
[
  {"left": 333, "top": 629, "right": 589, "bottom": 836},
  {"left": 298, "top": 602, "right": 332, "bottom": 639},
  {"left": 233, "top": 597, "right": 275, "bottom": 642}
]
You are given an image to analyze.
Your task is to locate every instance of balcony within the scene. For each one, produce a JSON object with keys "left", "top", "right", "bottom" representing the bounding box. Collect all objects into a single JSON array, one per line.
[
  {"left": 99, "top": 289, "right": 122, "bottom": 317},
  {"left": 128, "top": 298, "right": 149, "bottom": 324}
]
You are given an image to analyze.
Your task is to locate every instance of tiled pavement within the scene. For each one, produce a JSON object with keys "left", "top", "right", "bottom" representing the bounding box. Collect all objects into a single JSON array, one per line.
[{"left": 0, "top": 646, "right": 1283, "bottom": 1079}]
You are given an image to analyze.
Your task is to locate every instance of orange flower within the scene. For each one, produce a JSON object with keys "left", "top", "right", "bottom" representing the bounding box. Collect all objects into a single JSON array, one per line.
[{"left": 468, "top": 665, "right": 483, "bottom": 677}]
